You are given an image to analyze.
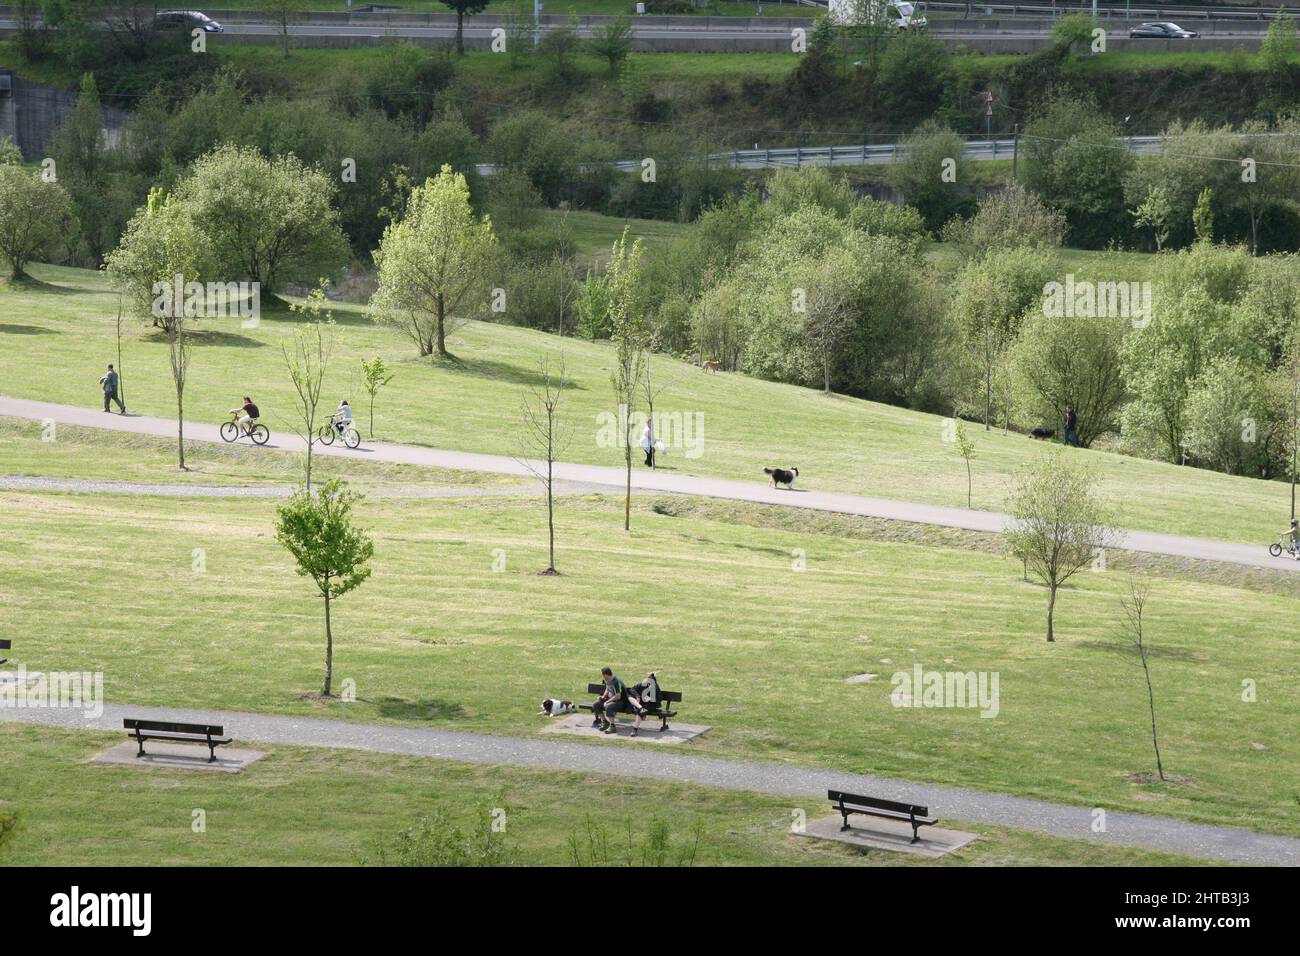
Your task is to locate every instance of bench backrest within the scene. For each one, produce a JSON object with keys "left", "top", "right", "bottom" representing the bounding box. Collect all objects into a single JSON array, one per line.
[
  {"left": 123, "top": 718, "right": 224, "bottom": 736},
  {"left": 0, "top": 639, "right": 10, "bottom": 650},
  {"left": 828, "top": 789, "right": 928, "bottom": 818},
  {"left": 584, "top": 682, "right": 681, "bottom": 702}
]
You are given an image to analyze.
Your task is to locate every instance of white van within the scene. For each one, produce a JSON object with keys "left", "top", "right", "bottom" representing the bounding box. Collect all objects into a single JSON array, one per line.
[{"left": 827, "top": 0, "right": 928, "bottom": 31}]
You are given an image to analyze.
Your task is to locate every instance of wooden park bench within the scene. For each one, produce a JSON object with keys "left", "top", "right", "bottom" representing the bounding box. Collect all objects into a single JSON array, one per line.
[
  {"left": 578, "top": 682, "right": 682, "bottom": 733},
  {"left": 123, "top": 718, "right": 232, "bottom": 763},
  {"left": 827, "top": 789, "right": 938, "bottom": 844},
  {"left": 0, "top": 639, "right": 9, "bottom": 666}
]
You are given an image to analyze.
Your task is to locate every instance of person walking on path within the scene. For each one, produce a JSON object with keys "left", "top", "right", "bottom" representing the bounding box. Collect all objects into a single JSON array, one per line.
[
  {"left": 99, "top": 364, "right": 124, "bottom": 414},
  {"left": 1063, "top": 404, "right": 1078, "bottom": 447},
  {"left": 640, "top": 417, "right": 656, "bottom": 469}
]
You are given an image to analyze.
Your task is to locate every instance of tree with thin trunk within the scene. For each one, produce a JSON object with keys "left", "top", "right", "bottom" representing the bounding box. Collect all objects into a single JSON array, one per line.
[
  {"left": 275, "top": 480, "right": 374, "bottom": 698},
  {"left": 284, "top": 285, "right": 336, "bottom": 492},
  {"left": 115, "top": 291, "right": 126, "bottom": 412},
  {"left": 802, "top": 254, "right": 855, "bottom": 394},
  {"left": 442, "top": 0, "right": 489, "bottom": 55},
  {"left": 360, "top": 356, "right": 395, "bottom": 440},
  {"left": 954, "top": 420, "right": 975, "bottom": 508},
  {"left": 166, "top": 289, "right": 192, "bottom": 471},
  {"left": 1003, "top": 453, "right": 1117, "bottom": 642},
  {"left": 516, "top": 354, "right": 572, "bottom": 574},
  {"left": 372, "top": 164, "right": 496, "bottom": 359},
  {"left": 606, "top": 229, "right": 648, "bottom": 531},
  {"left": 1118, "top": 578, "right": 1164, "bottom": 781},
  {"left": 263, "top": 0, "right": 308, "bottom": 58}
]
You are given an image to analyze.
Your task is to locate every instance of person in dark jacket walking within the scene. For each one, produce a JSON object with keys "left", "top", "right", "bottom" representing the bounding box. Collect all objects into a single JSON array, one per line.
[
  {"left": 1063, "top": 404, "right": 1078, "bottom": 447},
  {"left": 100, "top": 364, "right": 124, "bottom": 414}
]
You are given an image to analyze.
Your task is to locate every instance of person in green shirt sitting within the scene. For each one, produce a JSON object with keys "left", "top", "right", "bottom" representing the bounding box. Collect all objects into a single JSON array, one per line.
[{"left": 592, "top": 667, "right": 628, "bottom": 735}]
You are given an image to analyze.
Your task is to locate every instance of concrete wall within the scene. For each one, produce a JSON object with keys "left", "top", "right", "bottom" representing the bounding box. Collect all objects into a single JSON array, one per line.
[{"left": 0, "top": 69, "right": 131, "bottom": 160}]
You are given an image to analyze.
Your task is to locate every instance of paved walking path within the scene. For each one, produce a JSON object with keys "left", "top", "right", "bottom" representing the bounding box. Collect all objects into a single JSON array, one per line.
[
  {"left": 5, "top": 396, "right": 1295, "bottom": 573},
  {"left": 2, "top": 702, "right": 1295, "bottom": 865}
]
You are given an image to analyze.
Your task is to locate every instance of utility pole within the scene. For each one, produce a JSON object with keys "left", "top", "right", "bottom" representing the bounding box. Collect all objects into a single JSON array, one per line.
[
  {"left": 533, "top": 0, "right": 543, "bottom": 47},
  {"left": 1012, "top": 122, "right": 1019, "bottom": 180}
]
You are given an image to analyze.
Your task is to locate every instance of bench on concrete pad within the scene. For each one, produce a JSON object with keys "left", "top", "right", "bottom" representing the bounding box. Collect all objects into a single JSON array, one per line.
[
  {"left": 124, "top": 718, "right": 232, "bottom": 763},
  {"left": 828, "top": 789, "right": 938, "bottom": 844},
  {"left": 0, "top": 639, "right": 9, "bottom": 665},
  {"left": 578, "top": 682, "right": 682, "bottom": 733}
]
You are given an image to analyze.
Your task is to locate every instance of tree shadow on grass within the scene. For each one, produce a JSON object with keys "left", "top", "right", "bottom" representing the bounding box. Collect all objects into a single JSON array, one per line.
[
  {"left": 253, "top": 296, "right": 375, "bottom": 327},
  {"left": 140, "top": 328, "right": 265, "bottom": 349},
  {"left": 0, "top": 323, "right": 59, "bottom": 335},
  {"left": 0, "top": 276, "right": 85, "bottom": 296},
  {"left": 373, "top": 696, "right": 467, "bottom": 721},
  {"left": 1075, "top": 640, "right": 1204, "bottom": 662},
  {"left": 436, "top": 353, "right": 588, "bottom": 391}
]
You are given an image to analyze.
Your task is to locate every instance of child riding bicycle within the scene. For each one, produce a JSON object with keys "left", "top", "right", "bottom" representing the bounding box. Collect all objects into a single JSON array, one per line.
[{"left": 331, "top": 399, "right": 352, "bottom": 437}]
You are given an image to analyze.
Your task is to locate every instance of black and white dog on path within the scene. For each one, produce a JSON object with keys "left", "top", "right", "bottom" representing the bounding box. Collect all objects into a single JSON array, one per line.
[{"left": 764, "top": 466, "right": 799, "bottom": 489}]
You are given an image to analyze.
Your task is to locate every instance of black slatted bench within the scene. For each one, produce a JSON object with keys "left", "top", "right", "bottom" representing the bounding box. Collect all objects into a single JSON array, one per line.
[
  {"left": 828, "top": 789, "right": 938, "bottom": 844},
  {"left": 0, "top": 639, "right": 9, "bottom": 666},
  {"left": 578, "top": 682, "right": 682, "bottom": 733},
  {"left": 124, "top": 718, "right": 232, "bottom": 763}
]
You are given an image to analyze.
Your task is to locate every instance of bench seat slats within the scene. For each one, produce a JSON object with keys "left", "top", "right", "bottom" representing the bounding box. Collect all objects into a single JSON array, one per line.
[{"left": 828, "top": 789, "right": 938, "bottom": 844}]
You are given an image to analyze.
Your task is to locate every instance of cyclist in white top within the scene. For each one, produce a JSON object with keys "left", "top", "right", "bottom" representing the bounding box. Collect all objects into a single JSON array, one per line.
[{"left": 333, "top": 399, "right": 352, "bottom": 437}]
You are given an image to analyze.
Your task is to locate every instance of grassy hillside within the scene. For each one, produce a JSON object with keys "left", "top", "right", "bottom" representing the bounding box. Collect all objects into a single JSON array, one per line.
[
  {"left": 0, "top": 263, "right": 1290, "bottom": 546},
  {"left": 0, "top": 725, "right": 1209, "bottom": 866},
  {"left": 1, "top": 459, "right": 1295, "bottom": 835}
]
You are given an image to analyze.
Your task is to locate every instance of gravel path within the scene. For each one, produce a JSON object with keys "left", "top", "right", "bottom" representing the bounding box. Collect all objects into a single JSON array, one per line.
[
  {"left": 5, "top": 396, "right": 1294, "bottom": 573},
  {"left": 3, "top": 701, "right": 1295, "bottom": 865}
]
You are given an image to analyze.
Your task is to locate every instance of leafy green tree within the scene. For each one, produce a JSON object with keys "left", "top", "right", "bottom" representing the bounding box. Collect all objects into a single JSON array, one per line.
[
  {"left": 360, "top": 356, "right": 395, "bottom": 439},
  {"left": 1261, "top": 11, "right": 1297, "bottom": 74},
  {"left": 0, "top": 166, "right": 78, "bottom": 280},
  {"left": 1193, "top": 187, "right": 1215, "bottom": 243},
  {"left": 1023, "top": 96, "right": 1134, "bottom": 248},
  {"left": 1131, "top": 184, "right": 1174, "bottom": 253},
  {"left": 888, "top": 120, "right": 971, "bottom": 232},
  {"left": 588, "top": 16, "right": 633, "bottom": 75},
  {"left": 953, "top": 419, "right": 975, "bottom": 508},
  {"left": 284, "top": 286, "right": 337, "bottom": 491},
  {"left": 371, "top": 164, "right": 497, "bottom": 358},
  {"left": 0, "top": 137, "right": 21, "bottom": 166},
  {"left": 442, "top": 0, "right": 490, "bottom": 55},
  {"left": 941, "top": 184, "right": 1065, "bottom": 259},
  {"left": 1003, "top": 454, "right": 1117, "bottom": 642},
  {"left": 488, "top": 111, "right": 577, "bottom": 206},
  {"left": 1050, "top": 12, "right": 1099, "bottom": 53},
  {"left": 951, "top": 246, "right": 1058, "bottom": 429},
  {"left": 1010, "top": 307, "right": 1128, "bottom": 448},
  {"left": 175, "top": 144, "right": 349, "bottom": 298},
  {"left": 105, "top": 187, "right": 208, "bottom": 332},
  {"left": 275, "top": 480, "right": 374, "bottom": 698}
]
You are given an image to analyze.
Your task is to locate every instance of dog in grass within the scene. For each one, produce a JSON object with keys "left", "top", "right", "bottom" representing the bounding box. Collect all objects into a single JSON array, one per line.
[
  {"left": 764, "top": 466, "right": 799, "bottom": 489},
  {"left": 1030, "top": 428, "right": 1056, "bottom": 441},
  {"left": 702, "top": 359, "right": 721, "bottom": 373},
  {"left": 539, "top": 698, "right": 576, "bottom": 716}
]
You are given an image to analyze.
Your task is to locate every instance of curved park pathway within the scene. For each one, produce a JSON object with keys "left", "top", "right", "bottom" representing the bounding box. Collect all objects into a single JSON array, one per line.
[
  {"left": 4, "top": 396, "right": 1297, "bottom": 573},
  {"left": 2, "top": 701, "right": 1296, "bottom": 865}
]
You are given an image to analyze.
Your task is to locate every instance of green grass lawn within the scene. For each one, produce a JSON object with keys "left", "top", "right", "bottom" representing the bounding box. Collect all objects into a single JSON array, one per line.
[
  {"left": 0, "top": 420, "right": 518, "bottom": 491},
  {"left": 549, "top": 209, "right": 689, "bottom": 266},
  {"left": 1, "top": 481, "right": 1294, "bottom": 838},
  {"left": 0, "top": 263, "right": 1292, "bottom": 546},
  {"left": 0, "top": 725, "right": 1208, "bottom": 866}
]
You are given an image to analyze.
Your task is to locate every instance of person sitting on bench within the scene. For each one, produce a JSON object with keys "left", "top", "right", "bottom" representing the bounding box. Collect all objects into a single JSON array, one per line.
[{"left": 591, "top": 667, "right": 631, "bottom": 735}]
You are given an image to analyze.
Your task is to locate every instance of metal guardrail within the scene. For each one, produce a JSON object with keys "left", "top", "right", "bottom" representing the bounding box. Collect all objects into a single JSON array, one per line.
[{"left": 474, "top": 135, "right": 1172, "bottom": 175}]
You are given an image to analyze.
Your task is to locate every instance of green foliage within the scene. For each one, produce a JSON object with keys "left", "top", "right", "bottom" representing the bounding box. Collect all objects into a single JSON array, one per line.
[
  {"left": 104, "top": 187, "right": 207, "bottom": 330},
  {"left": 1131, "top": 184, "right": 1175, "bottom": 253},
  {"left": 876, "top": 30, "right": 952, "bottom": 127},
  {"left": 0, "top": 137, "right": 23, "bottom": 167},
  {"left": 538, "top": 17, "right": 583, "bottom": 82},
  {"left": 1003, "top": 453, "right": 1116, "bottom": 641},
  {"left": 566, "top": 814, "right": 703, "bottom": 867},
  {"left": 366, "top": 802, "right": 512, "bottom": 866},
  {"left": 941, "top": 184, "right": 1065, "bottom": 260},
  {"left": 360, "top": 355, "right": 395, "bottom": 439},
  {"left": 371, "top": 164, "right": 497, "bottom": 357},
  {"left": 173, "top": 144, "right": 349, "bottom": 293},
  {"left": 1051, "top": 12, "right": 1099, "bottom": 53},
  {"left": 0, "top": 810, "right": 17, "bottom": 856},
  {"left": 1261, "top": 11, "right": 1297, "bottom": 73},
  {"left": 1193, "top": 187, "right": 1215, "bottom": 243},
  {"left": 1022, "top": 96, "right": 1133, "bottom": 249},
  {"left": 588, "top": 16, "right": 633, "bottom": 76},
  {"left": 887, "top": 120, "right": 972, "bottom": 232},
  {"left": 488, "top": 111, "right": 578, "bottom": 206},
  {"left": 0, "top": 165, "right": 78, "bottom": 279}
]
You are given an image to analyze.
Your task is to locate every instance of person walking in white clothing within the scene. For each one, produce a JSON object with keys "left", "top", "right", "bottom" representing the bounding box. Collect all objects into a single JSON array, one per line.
[{"left": 640, "top": 418, "right": 655, "bottom": 469}]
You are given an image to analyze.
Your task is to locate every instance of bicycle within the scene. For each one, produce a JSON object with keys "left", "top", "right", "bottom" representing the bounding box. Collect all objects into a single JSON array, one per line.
[
  {"left": 220, "top": 414, "right": 269, "bottom": 445},
  {"left": 1267, "top": 534, "right": 1300, "bottom": 559},
  {"left": 319, "top": 416, "right": 361, "bottom": 450}
]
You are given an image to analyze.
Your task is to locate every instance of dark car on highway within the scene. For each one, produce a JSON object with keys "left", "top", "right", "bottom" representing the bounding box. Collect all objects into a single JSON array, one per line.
[
  {"left": 155, "top": 11, "right": 225, "bottom": 33},
  {"left": 1129, "top": 22, "right": 1199, "bottom": 39}
]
